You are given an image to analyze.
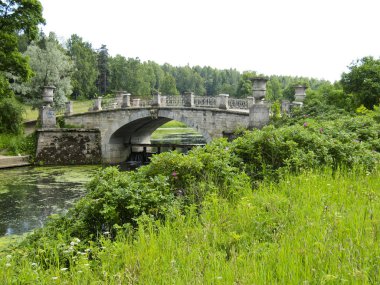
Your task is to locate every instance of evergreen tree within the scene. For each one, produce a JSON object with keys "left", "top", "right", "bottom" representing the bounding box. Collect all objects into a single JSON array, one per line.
[{"left": 97, "top": 45, "right": 110, "bottom": 95}]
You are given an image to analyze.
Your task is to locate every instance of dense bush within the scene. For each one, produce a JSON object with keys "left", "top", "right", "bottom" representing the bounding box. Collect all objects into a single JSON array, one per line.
[
  {"left": 0, "top": 132, "right": 36, "bottom": 156},
  {"left": 0, "top": 97, "right": 24, "bottom": 134},
  {"left": 232, "top": 117, "right": 380, "bottom": 181}
]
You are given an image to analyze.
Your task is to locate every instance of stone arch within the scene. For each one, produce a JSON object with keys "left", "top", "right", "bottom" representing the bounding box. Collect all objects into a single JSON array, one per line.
[{"left": 104, "top": 109, "right": 213, "bottom": 163}]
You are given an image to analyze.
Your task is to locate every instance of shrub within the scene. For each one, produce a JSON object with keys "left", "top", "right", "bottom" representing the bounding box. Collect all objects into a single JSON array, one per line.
[{"left": 0, "top": 97, "right": 24, "bottom": 134}]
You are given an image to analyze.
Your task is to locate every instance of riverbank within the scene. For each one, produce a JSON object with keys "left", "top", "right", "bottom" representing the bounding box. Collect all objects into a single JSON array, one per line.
[{"left": 0, "top": 155, "right": 30, "bottom": 169}]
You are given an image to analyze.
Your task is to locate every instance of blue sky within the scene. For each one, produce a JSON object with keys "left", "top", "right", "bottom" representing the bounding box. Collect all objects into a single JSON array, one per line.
[{"left": 39, "top": 0, "right": 380, "bottom": 82}]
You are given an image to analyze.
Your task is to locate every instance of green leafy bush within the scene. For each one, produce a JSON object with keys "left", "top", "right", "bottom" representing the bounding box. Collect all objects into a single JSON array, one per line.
[
  {"left": 0, "top": 97, "right": 24, "bottom": 134},
  {"left": 232, "top": 121, "right": 380, "bottom": 181}
]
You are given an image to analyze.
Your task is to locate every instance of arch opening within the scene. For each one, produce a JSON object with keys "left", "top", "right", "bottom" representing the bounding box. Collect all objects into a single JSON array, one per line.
[{"left": 108, "top": 116, "right": 208, "bottom": 164}]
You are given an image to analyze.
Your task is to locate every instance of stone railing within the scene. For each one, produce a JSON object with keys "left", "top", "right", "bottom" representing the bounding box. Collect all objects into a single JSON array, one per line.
[
  {"left": 194, "top": 96, "right": 217, "bottom": 108},
  {"left": 86, "top": 93, "right": 256, "bottom": 112},
  {"left": 228, "top": 98, "right": 250, "bottom": 110},
  {"left": 165, "top": 95, "right": 185, "bottom": 107}
]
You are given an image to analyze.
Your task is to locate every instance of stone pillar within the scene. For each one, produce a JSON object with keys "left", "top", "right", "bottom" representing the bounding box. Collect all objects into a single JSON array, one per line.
[
  {"left": 249, "top": 103, "right": 270, "bottom": 129},
  {"left": 152, "top": 92, "right": 161, "bottom": 107},
  {"left": 93, "top": 97, "right": 102, "bottom": 111},
  {"left": 247, "top": 96, "right": 256, "bottom": 108},
  {"left": 121, "top": 93, "right": 131, "bottom": 108},
  {"left": 40, "top": 86, "right": 56, "bottom": 128},
  {"left": 115, "top": 91, "right": 126, "bottom": 107},
  {"left": 294, "top": 85, "right": 307, "bottom": 103},
  {"left": 132, "top": 98, "right": 141, "bottom": 107},
  {"left": 183, "top": 91, "right": 194, "bottom": 107},
  {"left": 250, "top": 77, "right": 268, "bottom": 102},
  {"left": 217, "top": 94, "right": 229, "bottom": 110},
  {"left": 281, "top": 100, "right": 290, "bottom": 114},
  {"left": 161, "top": 96, "right": 167, "bottom": 107},
  {"left": 65, "top": 101, "right": 73, "bottom": 116}
]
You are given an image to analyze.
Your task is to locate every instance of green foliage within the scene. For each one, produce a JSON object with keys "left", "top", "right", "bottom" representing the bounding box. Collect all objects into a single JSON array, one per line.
[
  {"left": 341, "top": 56, "right": 380, "bottom": 109},
  {"left": 13, "top": 33, "right": 74, "bottom": 110},
  {"left": 96, "top": 45, "right": 110, "bottom": 95},
  {"left": 0, "top": 97, "right": 24, "bottom": 134},
  {"left": 67, "top": 34, "right": 99, "bottom": 99},
  {"left": 0, "top": 0, "right": 44, "bottom": 81},
  {"left": 232, "top": 119, "right": 380, "bottom": 182},
  {"left": 3, "top": 169, "right": 380, "bottom": 283},
  {"left": 0, "top": 72, "right": 14, "bottom": 100},
  {"left": 160, "top": 72, "right": 179, "bottom": 95},
  {"left": 236, "top": 71, "right": 256, "bottom": 98},
  {"left": 0, "top": 132, "right": 36, "bottom": 156}
]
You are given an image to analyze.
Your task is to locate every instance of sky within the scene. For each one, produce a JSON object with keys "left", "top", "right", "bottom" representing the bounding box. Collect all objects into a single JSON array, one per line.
[{"left": 38, "top": 0, "right": 380, "bottom": 82}]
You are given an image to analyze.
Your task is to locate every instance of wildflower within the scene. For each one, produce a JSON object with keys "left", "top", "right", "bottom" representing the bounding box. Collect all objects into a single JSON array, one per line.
[
  {"left": 31, "top": 262, "right": 37, "bottom": 267},
  {"left": 60, "top": 267, "right": 68, "bottom": 271},
  {"left": 172, "top": 171, "right": 178, "bottom": 179},
  {"left": 319, "top": 128, "right": 324, "bottom": 133},
  {"left": 70, "top": 241, "right": 75, "bottom": 246},
  {"left": 303, "top": 122, "right": 308, "bottom": 127},
  {"left": 103, "top": 231, "right": 110, "bottom": 235},
  {"left": 52, "top": 276, "right": 59, "bottom": 280}
]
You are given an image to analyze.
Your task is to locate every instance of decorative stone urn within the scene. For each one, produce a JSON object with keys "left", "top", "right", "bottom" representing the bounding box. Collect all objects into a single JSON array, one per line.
[
  {"left": 294, "top": 85, "right": 307, "bottom": 103},
  {"left": 250, "top": 77, "right": 268, "bottom": 102},
  {"left": 42, "top": 86, "right": 56, "bottom": 105},
  {"left": 40, "top": 86, "right": 56, "bottom": 128}
]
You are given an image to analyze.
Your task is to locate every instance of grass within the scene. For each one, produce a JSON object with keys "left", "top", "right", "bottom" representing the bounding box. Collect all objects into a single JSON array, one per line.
[
  {"left": 1, "top": 167, "right": 379, "bottom": 284},
  {"left": 159, "top": 120, "right": 188, "bottom": 128},
  {"left": 0, "top": 133, "right": 32, "bottom": 155},
  {"left": 23, "top": 100, "right": 93, "bottom": 122}
]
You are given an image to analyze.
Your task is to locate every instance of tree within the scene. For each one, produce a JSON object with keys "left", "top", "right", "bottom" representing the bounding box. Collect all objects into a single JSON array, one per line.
[
  {"left": 96, "top": 45, "right": 110, "bottom": 95},
  {"left": 67, "top": 34, "right": 98, "bottom": 99},
  {"left": 109, "top": 54, "right": 129, "bottom": 92},
  {"left": 0, "top": 0, "right": 44, "bottom": 81},
  {"left": 266, "top": 77, "right": 282, "bottom": 101},
  {"left": 236, "top": 71, "right": 256, "bottom": 98},
  {"left": 341, "top": 56, "right": 380, "bottom": 109},
  {"left": 160, "top": 73, "right": 179, "bottom": 95},
  {"left": 14, "top": 33, "right": 73, "bottom": 109}
]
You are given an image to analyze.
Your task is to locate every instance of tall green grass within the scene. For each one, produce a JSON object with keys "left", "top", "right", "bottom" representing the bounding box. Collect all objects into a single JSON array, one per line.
[{"left": 2, "top": 168, "right": 379, "bottom": 284}]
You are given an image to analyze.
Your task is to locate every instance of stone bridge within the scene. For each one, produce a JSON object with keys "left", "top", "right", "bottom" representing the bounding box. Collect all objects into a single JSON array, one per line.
[
  {"left": 64, "top": 93, "right": 269, "bottom": 163},
  {"left": 37, "top": 80, "right": 307, "bottom": 164},
  {"left": 65, "top": 93, "right": 269, "bottom": 163}
]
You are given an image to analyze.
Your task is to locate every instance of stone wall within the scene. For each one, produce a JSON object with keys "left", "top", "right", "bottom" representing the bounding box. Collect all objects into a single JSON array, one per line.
[{"left": 36, "top": 128, "right": 102, "bottom": 165}]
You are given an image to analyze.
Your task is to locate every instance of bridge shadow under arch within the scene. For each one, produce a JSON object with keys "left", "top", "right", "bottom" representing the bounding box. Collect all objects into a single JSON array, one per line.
[{"left": 108, "top": 115, "right": 210, "bottom": 162}]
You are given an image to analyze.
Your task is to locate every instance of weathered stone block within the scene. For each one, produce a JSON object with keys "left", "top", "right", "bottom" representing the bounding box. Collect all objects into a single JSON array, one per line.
[{"left": 36, "top": 128, "right": 102, "bottom": 165}]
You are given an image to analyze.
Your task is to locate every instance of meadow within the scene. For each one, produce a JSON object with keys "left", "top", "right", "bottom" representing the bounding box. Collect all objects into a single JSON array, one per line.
[{"left": 1, "top": 168, "right": 379, "bottom": 284}]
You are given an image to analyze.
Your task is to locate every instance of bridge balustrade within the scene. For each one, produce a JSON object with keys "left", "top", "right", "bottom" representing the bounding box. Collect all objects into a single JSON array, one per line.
[
  {"left": 90, "top": 94, "right": 254, "bottom": 112},
  {"left": 194, "top": 96, "right": 217, "bottom": 108},
  {"left": 228, "top": 98, "right": 249, "bottom": 110}
]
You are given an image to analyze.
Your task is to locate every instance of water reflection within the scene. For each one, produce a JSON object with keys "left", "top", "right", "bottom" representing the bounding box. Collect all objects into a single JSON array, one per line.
[{"left": 0, "top": 166, "right": 98, "bottom": 236}]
